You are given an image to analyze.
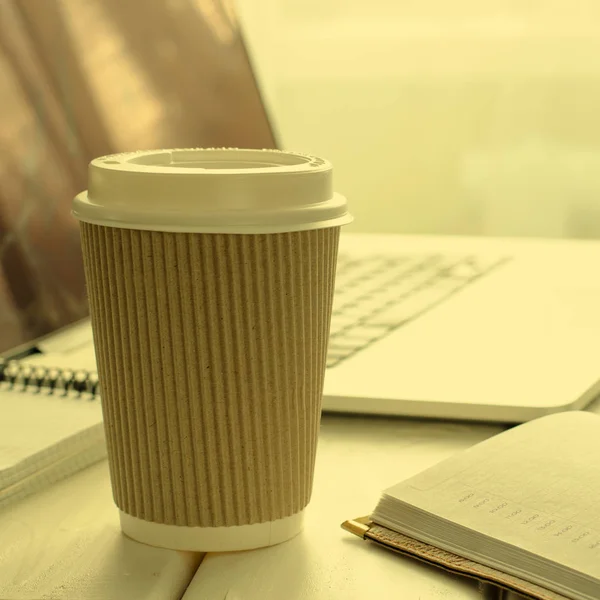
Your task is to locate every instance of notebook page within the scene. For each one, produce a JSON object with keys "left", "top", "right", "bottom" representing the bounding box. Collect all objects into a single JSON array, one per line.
[
  {"left": 23, "top": 348, "right": 98, "bottom": 373},
  {"left": 35, "top": 320, "right": 95, "bottom": 357},
  {"left": 0, "top": 387, "right": 103, "bottom": 487},
  {"left": 380, "top": 412, "right": 600, "bottom": 578}
]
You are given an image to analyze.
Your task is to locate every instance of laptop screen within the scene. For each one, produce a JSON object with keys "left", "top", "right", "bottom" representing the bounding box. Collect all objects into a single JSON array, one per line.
[{"left": 0, "top": 0, "right": 276, "bottom": 356}]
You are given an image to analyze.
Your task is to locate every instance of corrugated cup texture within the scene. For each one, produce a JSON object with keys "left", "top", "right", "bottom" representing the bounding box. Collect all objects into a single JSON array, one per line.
[{"left": 80, "top": 223, "right": 339, "bottom": 528}]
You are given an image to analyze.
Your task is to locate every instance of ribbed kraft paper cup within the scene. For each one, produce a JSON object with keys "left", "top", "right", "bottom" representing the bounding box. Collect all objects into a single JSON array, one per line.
[{"left": 74, "top": 149, "right": 351, "bottom": 551}]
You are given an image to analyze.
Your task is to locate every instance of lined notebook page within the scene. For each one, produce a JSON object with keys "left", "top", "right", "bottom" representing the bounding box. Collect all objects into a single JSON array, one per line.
[{"left": 380, "top": 412, "right": 600, "bottom": 578}]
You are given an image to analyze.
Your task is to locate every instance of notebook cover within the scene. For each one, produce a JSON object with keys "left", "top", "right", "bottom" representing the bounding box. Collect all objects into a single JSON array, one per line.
[
  {"left": 342, "top": 518, "right": 572, "bottom": 600},
  {"left": 0, "top": 440, "right": 107, "bottom": 508}
]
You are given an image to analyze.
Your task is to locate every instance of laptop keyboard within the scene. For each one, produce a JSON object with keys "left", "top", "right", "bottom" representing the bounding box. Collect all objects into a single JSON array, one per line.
[{"left": 327, "top": 253, "right": 509, "bottom": 368}]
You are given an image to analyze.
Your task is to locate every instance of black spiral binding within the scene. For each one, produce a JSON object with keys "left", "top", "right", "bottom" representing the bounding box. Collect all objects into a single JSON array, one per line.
[{"left": 0, "top": 358, "right": 100, "bottom": 397}]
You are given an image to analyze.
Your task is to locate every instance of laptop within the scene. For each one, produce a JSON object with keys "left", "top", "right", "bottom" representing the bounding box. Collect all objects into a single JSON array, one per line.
[
  {"left": 4, "top": 4, "right": 600, "bottom": 424},
  {"left": 5, "top": 231, "right": 600, "bottom": 424},
  {"left": 324, "top": 232, "right": 600, "bottom": 422}
]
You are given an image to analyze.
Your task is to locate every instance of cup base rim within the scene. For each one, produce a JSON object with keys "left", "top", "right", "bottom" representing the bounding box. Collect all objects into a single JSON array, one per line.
[{"left": 119, "top": 508, "right": 305, "bottom": 552}]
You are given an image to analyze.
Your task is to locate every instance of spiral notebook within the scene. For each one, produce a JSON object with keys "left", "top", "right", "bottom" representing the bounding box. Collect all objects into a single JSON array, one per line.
[{"left": 0, "top": 360, "right": 105, "bottom": 507}]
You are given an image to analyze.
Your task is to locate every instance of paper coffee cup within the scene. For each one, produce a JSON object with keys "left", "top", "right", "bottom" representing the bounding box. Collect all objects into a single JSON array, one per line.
[{"left": 73, "top": 149, "right": 351, "bottom": 551}]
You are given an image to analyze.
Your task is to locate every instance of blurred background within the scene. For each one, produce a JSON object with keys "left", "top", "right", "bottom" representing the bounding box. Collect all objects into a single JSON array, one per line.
[
  {"left": 237, "top": 0, "right": 600, "bottom": 238},
  {"left": 1, "top": 0, "right": 600, "bottom": 351}
]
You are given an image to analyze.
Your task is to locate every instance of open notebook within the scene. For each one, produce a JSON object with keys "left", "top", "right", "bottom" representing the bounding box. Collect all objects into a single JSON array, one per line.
[
  {"left": 0, "top": 360, "right": 105, "bottom": 507},
  {"left": 343, "top": 412, "right": 600, "bottom": 600}
]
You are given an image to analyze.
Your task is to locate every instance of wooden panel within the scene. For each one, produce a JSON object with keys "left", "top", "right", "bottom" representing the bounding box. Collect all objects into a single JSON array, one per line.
[{"left": 0, "top": 460, "right": 203, "bottom": 599}]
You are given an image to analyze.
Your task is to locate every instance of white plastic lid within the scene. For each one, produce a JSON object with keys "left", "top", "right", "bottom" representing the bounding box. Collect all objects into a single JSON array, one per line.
[{"left": 72, "top": 148, "right": 352, "bottom": 233}]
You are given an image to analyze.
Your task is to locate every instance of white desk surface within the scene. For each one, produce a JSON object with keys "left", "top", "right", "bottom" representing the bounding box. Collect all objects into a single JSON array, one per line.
[
  {"left": 5, "top": 404, "right": 599, "bottom": 600},
  {"left": 185, "top": 414, "right": 503, "bottom": 600},
  {"left": 0, "top": 461, "right": 202, "bottom": 600}
]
